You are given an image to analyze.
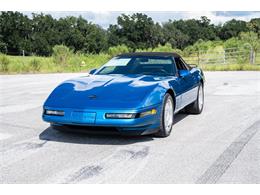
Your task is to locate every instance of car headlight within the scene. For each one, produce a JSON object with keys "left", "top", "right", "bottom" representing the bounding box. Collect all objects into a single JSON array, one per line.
[
  {"left": 45, "top": 109, "right": 64, "bottom": 116},
  {"left": 105, "top": 113, "right": 136, "bottom": 119},
  {"left": 139, "top": 109, "right": 157, "bottom": 118},
  {"left": 105, "top": 109, "right": 157, "bottom": 119}
]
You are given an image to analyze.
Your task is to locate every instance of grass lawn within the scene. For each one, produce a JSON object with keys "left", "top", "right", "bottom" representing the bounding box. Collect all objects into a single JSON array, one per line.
[{"left": 1, "top": 54, "right": 260, "bottom": 74}]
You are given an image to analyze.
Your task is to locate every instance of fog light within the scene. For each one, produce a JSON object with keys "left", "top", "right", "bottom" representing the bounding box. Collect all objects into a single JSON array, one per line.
[
  {"left": 105, "top": 113, "right": 136, "bottom": 119},
  {"left": 45, "top": 110, "right": 64, "bottom": 116},
  {"left": 139, "top": 109, "right": 157, "bottom": 118}
]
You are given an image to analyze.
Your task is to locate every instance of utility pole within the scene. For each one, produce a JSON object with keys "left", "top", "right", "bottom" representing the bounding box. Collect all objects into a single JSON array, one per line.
[
  {"left": 242, "top": 43, "right": 255, "bottom": 65},
  {"left": 249, "top": 45, "right": 255, "bottom": 65}
]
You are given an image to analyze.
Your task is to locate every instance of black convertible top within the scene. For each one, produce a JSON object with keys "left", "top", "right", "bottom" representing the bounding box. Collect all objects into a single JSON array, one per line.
[{"left": 117, "top": 52, "right": 180, "bottom": 58}]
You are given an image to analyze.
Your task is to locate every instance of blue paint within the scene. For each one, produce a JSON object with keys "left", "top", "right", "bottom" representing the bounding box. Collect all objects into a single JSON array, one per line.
[{"left": 42, "top": 54, "right": 205, "bottom": 135}]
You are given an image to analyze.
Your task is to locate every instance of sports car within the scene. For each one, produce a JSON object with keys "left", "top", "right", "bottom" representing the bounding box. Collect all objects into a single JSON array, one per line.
[{"left": 42, "top": 52, "right": 205, "bottom": 137}]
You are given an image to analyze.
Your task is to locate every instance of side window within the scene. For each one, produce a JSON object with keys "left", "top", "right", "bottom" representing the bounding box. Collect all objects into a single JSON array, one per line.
[
  {"left": 98, "top": 66, "right": 116, "bottom": 74},
  {"left": 175, "top": 57, "right": 188, "bottom": 70},
  {"left": 180, "top": 58, "right": 192, "bottom": 70}
]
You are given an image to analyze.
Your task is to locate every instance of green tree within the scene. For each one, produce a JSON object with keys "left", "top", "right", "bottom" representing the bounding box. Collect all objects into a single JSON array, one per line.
[
  {"left": 0, "top": 39, "right": 7, "bottom": 53},
  {"left": 57, "top": 16, "right": 108, "bottom": 54},
  {"left": 0, "top": 11, "right": 32, "bottom": 55},
  {"left": 163, "top": 16, "right": 218, "bottom": 49},
  {"left": 239, "top": 31, "right": 260, "bottom": 64},
  {"left": 108, "top": 13, "right": 162, "bottom": 50},
  {"left": 30, "top": 13, "right": 60, "bottom": 56},
  {"left": 107, "top": 24, "right": 121, "bottom": 47},
  {"left": 162, "top": 21, "right": 189, "bottom": 49},
  {"left": 0, "top": 11, "right": 257, "bottom": 57},
  {"left": 218, "top": 19, "right": 249, "bottom": 40},
  {"left": 248, "top": 18, "right": 260, "bottom": 37},
  {"left": 83, "top": 24, "right": 108, "bottom": 53}
]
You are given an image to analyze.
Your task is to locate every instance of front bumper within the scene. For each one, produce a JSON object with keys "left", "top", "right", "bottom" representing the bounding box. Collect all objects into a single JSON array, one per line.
[{"left": 42, "top": 104, "right": 162, "bottom": 133}]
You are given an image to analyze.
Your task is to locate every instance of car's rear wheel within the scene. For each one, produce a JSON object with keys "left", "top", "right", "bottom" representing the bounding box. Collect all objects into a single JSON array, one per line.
[
  {"left": 155, "top": 93, "right": 174, "bottom": 137},
  {"left": 186, "top": 83, "right": 204, "bottom": 114}
]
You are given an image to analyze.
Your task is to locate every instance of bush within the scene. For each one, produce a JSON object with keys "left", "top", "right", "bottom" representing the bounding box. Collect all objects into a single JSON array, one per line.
[
  {"left": 136, "top": 43, "right": 183, "bottom": 55},
  {"left": 224, "top": 37, "right": 242, "bottom": 49},
  {"left": 0, "top": 54, "right": 10, "bottom": 72},
  {"left": 52, "top": 45, "right": 73, "bottom": 66},
  {"left": 135, "top": 48, "right": 153, "bottom": 52},
  {"left": 0, "top": 42, "right": 7, "bottom": 53},
  {"left": 201, "top": 64, "right": 260, "bottom": 71},
  {"left": 30, "top": 58, "right": 41, "bottom": 71},
  {"left": 107, "top": 45, "right": 130, "bottom": 56},
  {"left": 152, "top": 43, "right": 173, "bottom": 52}
]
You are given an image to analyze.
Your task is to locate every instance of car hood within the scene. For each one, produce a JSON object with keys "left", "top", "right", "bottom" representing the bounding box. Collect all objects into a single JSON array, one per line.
[{"left": 44, "top": 74, "right": 169, "bottom": 109}]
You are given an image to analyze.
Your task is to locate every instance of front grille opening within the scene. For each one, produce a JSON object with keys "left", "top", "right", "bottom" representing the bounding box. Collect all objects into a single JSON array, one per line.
[
  {"left": 52, "top": 124, "right": 146, "bottom": 136},
  {"left": 61, "top": 125, "right": 119, "bottom": 133}
]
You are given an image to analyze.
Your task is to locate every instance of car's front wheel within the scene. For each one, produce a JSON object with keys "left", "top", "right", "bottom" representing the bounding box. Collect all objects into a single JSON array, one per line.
[{"left": 156, "top": 93, "right": 174, "bottom": 137}]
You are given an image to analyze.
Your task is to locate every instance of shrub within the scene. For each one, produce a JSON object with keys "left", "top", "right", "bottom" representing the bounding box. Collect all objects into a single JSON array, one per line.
[
  {"left": 52, "top": 45, "right": 73, "bottom": 66},
  {"left": 0, "top": 54, "right": 10, "bottom": 72},
  {"left": 0, "top": 42, "right": 7, "bottom": 53},
  {"left": 107, "top": 45, "right": 130, "bottom": 56},
  {"left": 135, "top": 47, "right": 153, "bottom": 52},
  {"left": 136, "top": 43, "right": 183, "bottom": 55},
  {"left": 30, "top": 58, "right": 41, "bottom": 71},
  {"left": 152, "top": 43, "right": 173, "bottom": 52}
]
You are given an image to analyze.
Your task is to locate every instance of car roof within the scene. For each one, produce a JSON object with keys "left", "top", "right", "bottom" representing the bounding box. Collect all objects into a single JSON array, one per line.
[{"left": 117, "top": 52, "right": 180, "bottom": 58}]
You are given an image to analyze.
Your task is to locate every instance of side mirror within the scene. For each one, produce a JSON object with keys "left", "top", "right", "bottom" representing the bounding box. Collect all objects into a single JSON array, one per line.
[
  {"left": 89, "top": 69, "right": 97, "bottom": 74},
  {"left": 179, "top": 70, "right": 190, "bottom": 78}
]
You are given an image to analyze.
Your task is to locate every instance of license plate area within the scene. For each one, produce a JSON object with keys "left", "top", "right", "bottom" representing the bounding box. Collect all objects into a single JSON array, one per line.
[{"left": 71, "top": 111, "right": 96, "bottom": 124}]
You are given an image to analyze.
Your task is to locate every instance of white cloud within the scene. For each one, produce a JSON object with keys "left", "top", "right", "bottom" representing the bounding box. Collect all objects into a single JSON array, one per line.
[
  {"left": 145, "top": 11, "right": 260, "bottom": 25},
  {"left": 23, "top": 11, "right": 260, "bottom": 28},
  {"left": 178, "top": 11, "right": 260, "bottom": 25}
]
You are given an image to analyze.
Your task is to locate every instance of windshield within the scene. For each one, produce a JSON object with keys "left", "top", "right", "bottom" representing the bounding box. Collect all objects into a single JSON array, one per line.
[{"left": 96, "top": 56, "right": 176, "bottom": 76}]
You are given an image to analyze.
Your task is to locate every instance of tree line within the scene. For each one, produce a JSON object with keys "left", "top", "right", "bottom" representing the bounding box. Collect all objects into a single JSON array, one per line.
[{"left": 0, "top": 11, "right": 259, "bottom": 56}]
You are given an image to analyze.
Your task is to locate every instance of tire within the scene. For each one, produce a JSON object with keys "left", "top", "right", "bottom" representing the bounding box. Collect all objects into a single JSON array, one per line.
[
  {"left": 186, "top": 83, "right": 204, "bottom": 114},
  {"left": 155, "top": 93, "right": 174, "bottom": 137}
]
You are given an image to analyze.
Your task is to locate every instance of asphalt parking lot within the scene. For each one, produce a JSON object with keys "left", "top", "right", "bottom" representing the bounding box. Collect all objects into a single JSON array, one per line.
[{"left": 0, "top": 71, "right": 259, "bottom": 183}]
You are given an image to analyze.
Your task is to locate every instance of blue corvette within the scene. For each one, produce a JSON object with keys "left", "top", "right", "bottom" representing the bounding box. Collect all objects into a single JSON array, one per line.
[{"left": 42, "top": 52, "right": 205, "bottom": 137}]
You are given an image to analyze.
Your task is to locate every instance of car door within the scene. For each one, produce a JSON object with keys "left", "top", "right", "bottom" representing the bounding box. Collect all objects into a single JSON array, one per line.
[{"left": 174, "top": 57, "right": 198, "bottom": 109}]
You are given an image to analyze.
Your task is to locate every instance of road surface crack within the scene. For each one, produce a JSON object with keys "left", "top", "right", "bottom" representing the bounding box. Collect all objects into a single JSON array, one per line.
[{"left": 196, "top": 120, "right": 260, "bottom": 184}]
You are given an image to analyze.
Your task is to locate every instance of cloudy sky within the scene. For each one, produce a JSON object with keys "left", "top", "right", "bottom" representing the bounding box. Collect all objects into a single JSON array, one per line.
[{"left": 24, "top": 11, "right": 260, "bottom": 29}]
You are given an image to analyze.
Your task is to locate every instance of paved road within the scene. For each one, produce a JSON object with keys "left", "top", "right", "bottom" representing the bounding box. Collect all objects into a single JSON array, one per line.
[{"left": 0, "top": 71, "right": 259, "bottom": 184}]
